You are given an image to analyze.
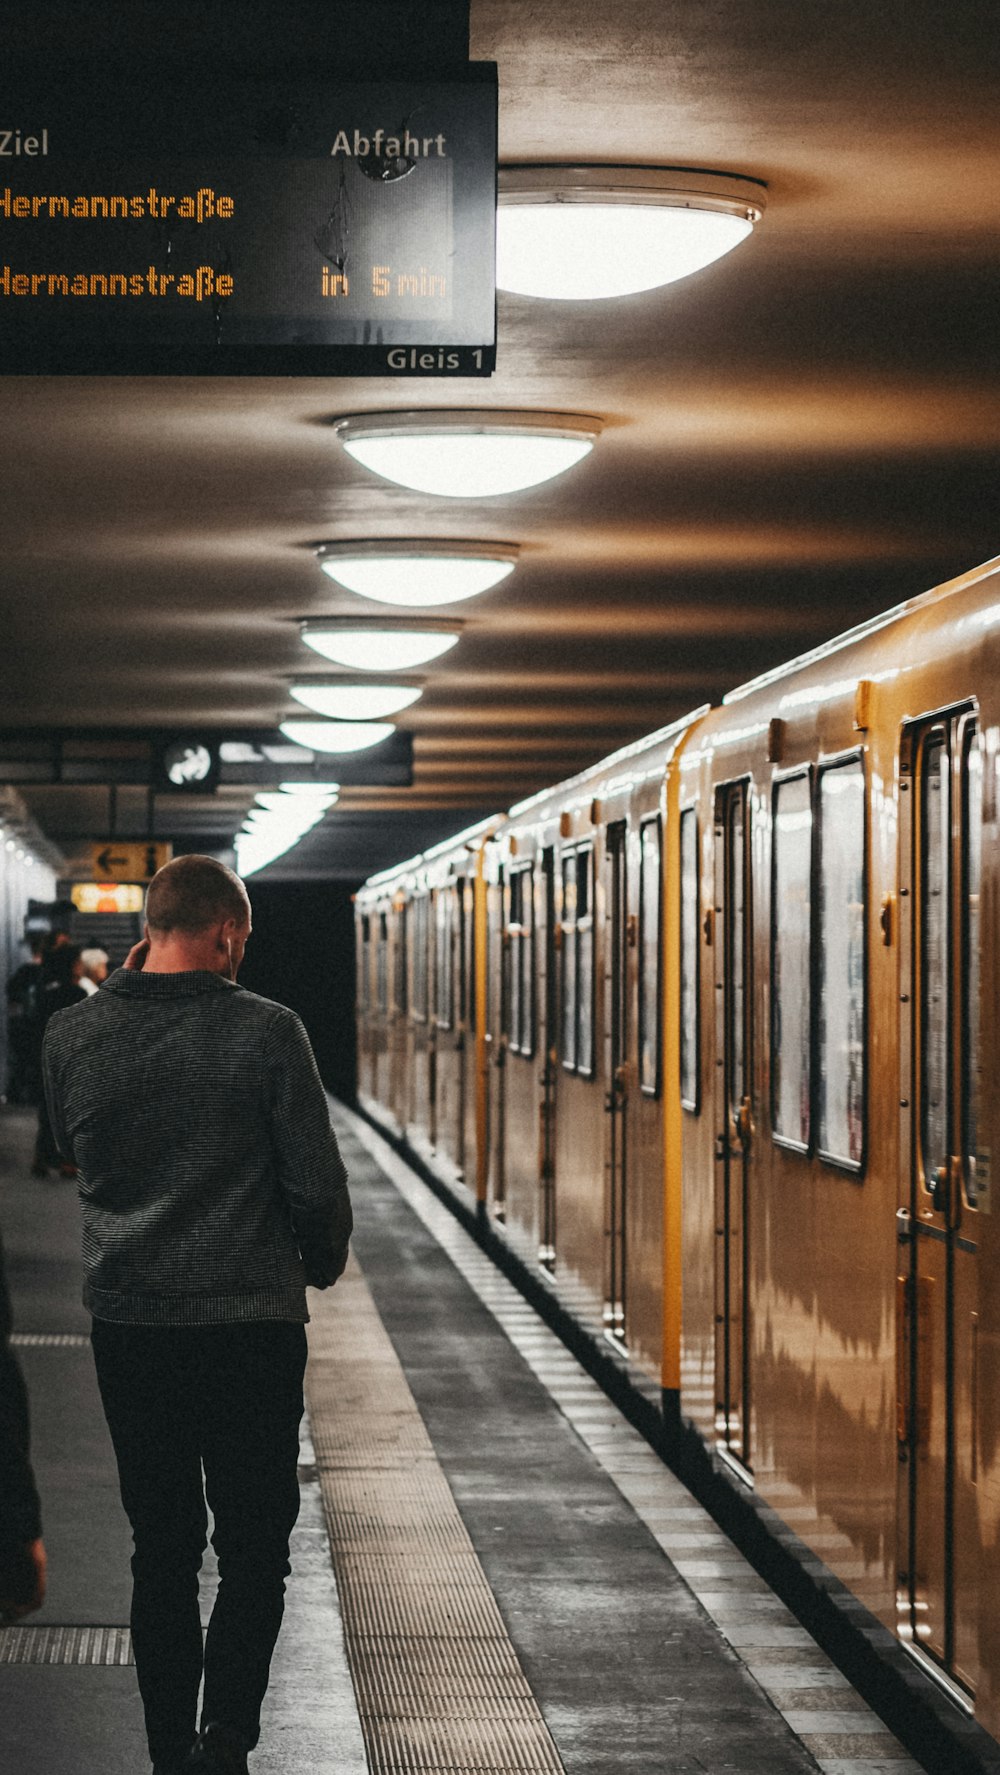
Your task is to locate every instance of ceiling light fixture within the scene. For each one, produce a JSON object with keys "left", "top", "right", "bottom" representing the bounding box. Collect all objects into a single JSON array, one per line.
[
  {"left": 497, "top": 166, "right": 766, "bottom": 301},
  {"left": 315, "top": 540, "right": 518, "bottom": 607},
  {"left": 280, "top": 719, "right": 396, "bottom": 754},
  {"left": 290, "top": 683, "right": 421, "bottom": 721},
  {"left": 279, "top": 781, "right": 342, "bottom": 795},
  {"left": 333, "top": 410, "right": 601, "bottom": 498},
  {"left": 254, "top": 791, "right": 339, "bottom": 814},
  {"left": 300, "top": 625, "right": 460, "bottom": 671}
]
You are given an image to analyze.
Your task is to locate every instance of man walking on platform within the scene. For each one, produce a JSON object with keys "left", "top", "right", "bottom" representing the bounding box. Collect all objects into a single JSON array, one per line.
[{"left": 42, "top": 855, "right": 352, "bottom": 1775}]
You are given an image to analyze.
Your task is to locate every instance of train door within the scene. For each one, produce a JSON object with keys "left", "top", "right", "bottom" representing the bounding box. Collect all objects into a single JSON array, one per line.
[
  {"left": 451, "top": 878, "right": 468, "bottom": 1173},
  {"left": 899, "top": 709, "right": 983, "bottom": 1698},
  {"left": 604, "top": 821, "right": 628, "bottom": 1344},
  {"left": 539, "top": 847, "right": 558, "bottom": 1267},
  {"left": 461, "top": 873, "right": 477, "bottom": 1180},
  {"left": 714, "top": 781, "right": 753, "bottom": 1471},
  {"left": 489, "top": 864, "right": 508, "bottom": 1219}
]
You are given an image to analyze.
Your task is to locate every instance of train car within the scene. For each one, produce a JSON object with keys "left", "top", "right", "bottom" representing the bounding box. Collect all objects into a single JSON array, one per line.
[
  {"left": 677, "top": 553, "right": 1000, "bottom": 1724},
  {"left": 356, "top": 553, "right": 1000, "bottom": 1745},
  {"left": 356, "top": 819, "right": 495, "bottom": 1196},
  {"left": 485, "top": 717, "right": 706, "bottom": 1388}
]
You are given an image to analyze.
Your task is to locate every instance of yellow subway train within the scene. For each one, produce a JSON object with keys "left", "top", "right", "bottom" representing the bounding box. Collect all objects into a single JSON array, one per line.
[{"left": 355, "top": 553, "right": 1000, "bottom": 1745}]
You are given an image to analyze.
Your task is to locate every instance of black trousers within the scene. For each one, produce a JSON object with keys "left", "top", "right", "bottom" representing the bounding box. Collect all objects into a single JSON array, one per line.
[{"left": 91, "top": 1318, "right": 307, "bottom": 1766}]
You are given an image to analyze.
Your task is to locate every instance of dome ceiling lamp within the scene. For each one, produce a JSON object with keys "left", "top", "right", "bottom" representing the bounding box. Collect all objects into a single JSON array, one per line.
[
  {"left": 279, "top": 719, "right": 397, "bottom": 754},
  {"left": 332, "top": 410, "right": 602, "bottom": 498},
  {"left": 497, "top": 165, "right": 766, "bottom": 301},
  {"left": 300, "top": 623, "right": 461, "bottom": 672},
  {"left": 278, "top": 780, "right": 342, "bottom": 795},
  {"left": 314, "top": 539, "right": 519, "bottom": 607},
  {"left": 289, "top": 682, "right": 422, "bottom": 721}
]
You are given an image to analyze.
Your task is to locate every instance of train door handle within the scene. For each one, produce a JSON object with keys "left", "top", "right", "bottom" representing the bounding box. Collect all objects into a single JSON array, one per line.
[
  {"left": 734, "top": 1095, "right": 754, "bottom": 1148},
  {"left": 931, "top": 1155, "right": 962, "bottom": 1222},
  {"left": 605, "top": 1064, "right": 628, "bottom": 1113}
]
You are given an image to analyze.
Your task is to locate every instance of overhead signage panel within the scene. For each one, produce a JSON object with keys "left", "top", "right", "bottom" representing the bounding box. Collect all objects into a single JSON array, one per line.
[
  {"left": 0, "top": 67, "right": 496, "bottom": 376},
  {"left": 89, "top": 841, "right": 172, "bottom": 883},
  {"left": 0, "top": 728, "right": 414, "bottom": 787}
]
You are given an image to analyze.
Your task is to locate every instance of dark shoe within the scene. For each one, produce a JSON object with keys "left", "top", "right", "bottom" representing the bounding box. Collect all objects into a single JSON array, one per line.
[
  {"left": 186, "top": 1723, "right": 249, "bottom": 1774},
  {"left": 152, "top": 1745, "right": 196, "bottom": 1775}
]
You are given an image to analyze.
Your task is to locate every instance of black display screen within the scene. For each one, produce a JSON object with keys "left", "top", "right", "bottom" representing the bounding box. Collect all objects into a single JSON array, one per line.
[{"left": 0, "top": 67, "right": 496, "bottom": 375}]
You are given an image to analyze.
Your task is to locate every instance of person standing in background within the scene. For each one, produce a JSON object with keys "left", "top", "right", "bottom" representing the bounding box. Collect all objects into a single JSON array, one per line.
[
  {"left": 5, "top": 933, "right": 46, "bottom": 1105},
  {"left": 32, "top": 946, "right": 87, "bottom": 1178},
  {"left": 78, "top": 949, "right": 110, "bottom": 996}
]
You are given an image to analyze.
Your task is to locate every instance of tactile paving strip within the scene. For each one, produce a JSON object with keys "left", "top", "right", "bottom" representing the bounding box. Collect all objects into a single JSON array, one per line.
[
  {"left": 0, "top": 1625, "right": 133, "bottom": 1664},
  {"left": 305, "top": 1260, "right": 565, "bottom": 1774}
]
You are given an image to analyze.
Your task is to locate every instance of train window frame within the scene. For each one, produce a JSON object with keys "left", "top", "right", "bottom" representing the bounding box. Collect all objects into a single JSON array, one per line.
[
  {"left": 561, "top": 841, "right": 596, "bottom": 1078},
  {"left": 394, "top": 900, "right": 408, "bottom": 1016},
  {"left": 508, "top": 860, "right": 536, "bottom": 1059},
  {"left": 917, "top": 724, "right": 950, "bottom": 1201},
  {"left": 358, "top": 910, "right": 371, "bottom": 1013},
  {"left": 638, "top": 814, "right": 662, "bottom": 1098},
  {"left": 456, "top": 874, "right": 469, "bottom": 1029},
  {"left": 770, "top": 766, "right": 814, "bottom": 1156},
  {"left": 679, "top": 806, "right": 700, "bottom": 1113},
  {"left": 815, "top": 749, "right": 868, "bottom": 1176},
  {"left": 376, "top": 909, "right": 389, "bottom": 1016},
  {"left": 411, "top": 891, "right": 429, "bottom": 1024},
  {"left": 905, "top": 701, "right": 982, "bottom": 1215},
  {"left": 960, "top": 715, "right": 984, "bottom": 1210},
  {"left": 434, "top": 884, "right": 454, "bottom": 1031}
]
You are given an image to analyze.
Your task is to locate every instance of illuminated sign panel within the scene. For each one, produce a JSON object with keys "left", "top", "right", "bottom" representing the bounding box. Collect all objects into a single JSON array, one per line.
[
  {"left": 73, "top": 883, "right": 147, "bottom": 913},
  {"left": 0, "top": 68, "right": 496, "bottom": 376}
]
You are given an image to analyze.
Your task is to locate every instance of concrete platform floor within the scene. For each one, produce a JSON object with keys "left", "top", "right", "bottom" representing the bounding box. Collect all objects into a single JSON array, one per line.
[{"left": 0, "top": 1099, "right": 923, "bottom": 1775}]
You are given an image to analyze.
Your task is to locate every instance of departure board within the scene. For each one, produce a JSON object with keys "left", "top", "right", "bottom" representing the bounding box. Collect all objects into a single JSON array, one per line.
[{"left": 0, "top": 67, "right": 497, "bottom": 375}]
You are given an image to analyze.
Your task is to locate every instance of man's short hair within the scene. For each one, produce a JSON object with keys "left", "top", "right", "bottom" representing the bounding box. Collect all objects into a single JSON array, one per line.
[
  {"left": 79, "top": 948, "right": 109, "bottom": 971},
  {"left": 145, "top": 856, "right": 249, "bottom": 936}
]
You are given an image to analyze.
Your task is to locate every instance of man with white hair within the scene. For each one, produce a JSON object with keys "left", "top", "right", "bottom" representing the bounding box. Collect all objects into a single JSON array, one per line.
[
  {"left": 77, "top": 948, "right": 109, "bottom": 995},
  {"left": 42, "top": 855, "right": 352, "bottom": 1775}
]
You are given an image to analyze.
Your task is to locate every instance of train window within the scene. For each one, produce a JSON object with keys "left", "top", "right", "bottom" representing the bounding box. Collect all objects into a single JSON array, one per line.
[
  {"left": 509, "top": 864, "right": 535, "bottom": 1057},
  {"left": 561, "top": 850, "right": 578, "bottom": 1069},
  {"left": 817, "top": 757, "right": 866, "bottom": 1169},
  {"left": 920, "top": 729, "right": 950, "bottom": 1193},
  {"left": 728, "top": 792, "right": 748, "bottom": 1117},
  {"left": 376, "top": 911, "right": 389, "bottom": 1015},
  {"left": 358, "top": 912, "right": 371, "bottom": 1012},
  {"left": 576, "top": 845, "right": 595, "bottom": 1076},
  {"left": 457, "top": 878, "right": 469, "bottom": 1027},
  {"left": 465, "top": 882, "right": 477, "bottom": 1035},
  {"left": 394, "top": 903, "right": 408, "bottom": 1015},
  {"left": 680, "top": 808, "right": 699, "bottom": 1111},
  {"left": 962, "top": 722, "right": 983, "bottom": 1207},
  {"left": 561, "top": 845, "right": 594, "bottom": 1075},
  {"left": 412, "top": 894, "right": 429, "bottom": 1022},
  {"left": 638, "top": 817, "right": 661, "bottom": 1096},
  {"left": 434, "top": 887, "right": 453, "bottom": 1029},
  {"left": 771, "top": 772, "right": 812, "bottom": 1150}
]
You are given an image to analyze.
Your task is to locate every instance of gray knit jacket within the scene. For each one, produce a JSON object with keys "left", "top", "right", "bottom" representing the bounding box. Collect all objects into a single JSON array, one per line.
[{"left": 42, "top": 969, "right": 352, "bottom": 1326}]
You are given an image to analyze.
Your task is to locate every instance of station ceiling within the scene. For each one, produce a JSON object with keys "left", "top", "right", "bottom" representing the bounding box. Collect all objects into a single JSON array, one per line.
[{"left": 3, "top": 1, "right": 999, "bottom": 882}]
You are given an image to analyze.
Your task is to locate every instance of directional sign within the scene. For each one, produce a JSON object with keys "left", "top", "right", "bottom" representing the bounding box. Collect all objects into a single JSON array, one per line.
[
  {"left": 90, "top": 842, "right": 172, "bottom": 883},
  {"left": 0, "top": 68, "right": 497, "bottom": 377}
]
